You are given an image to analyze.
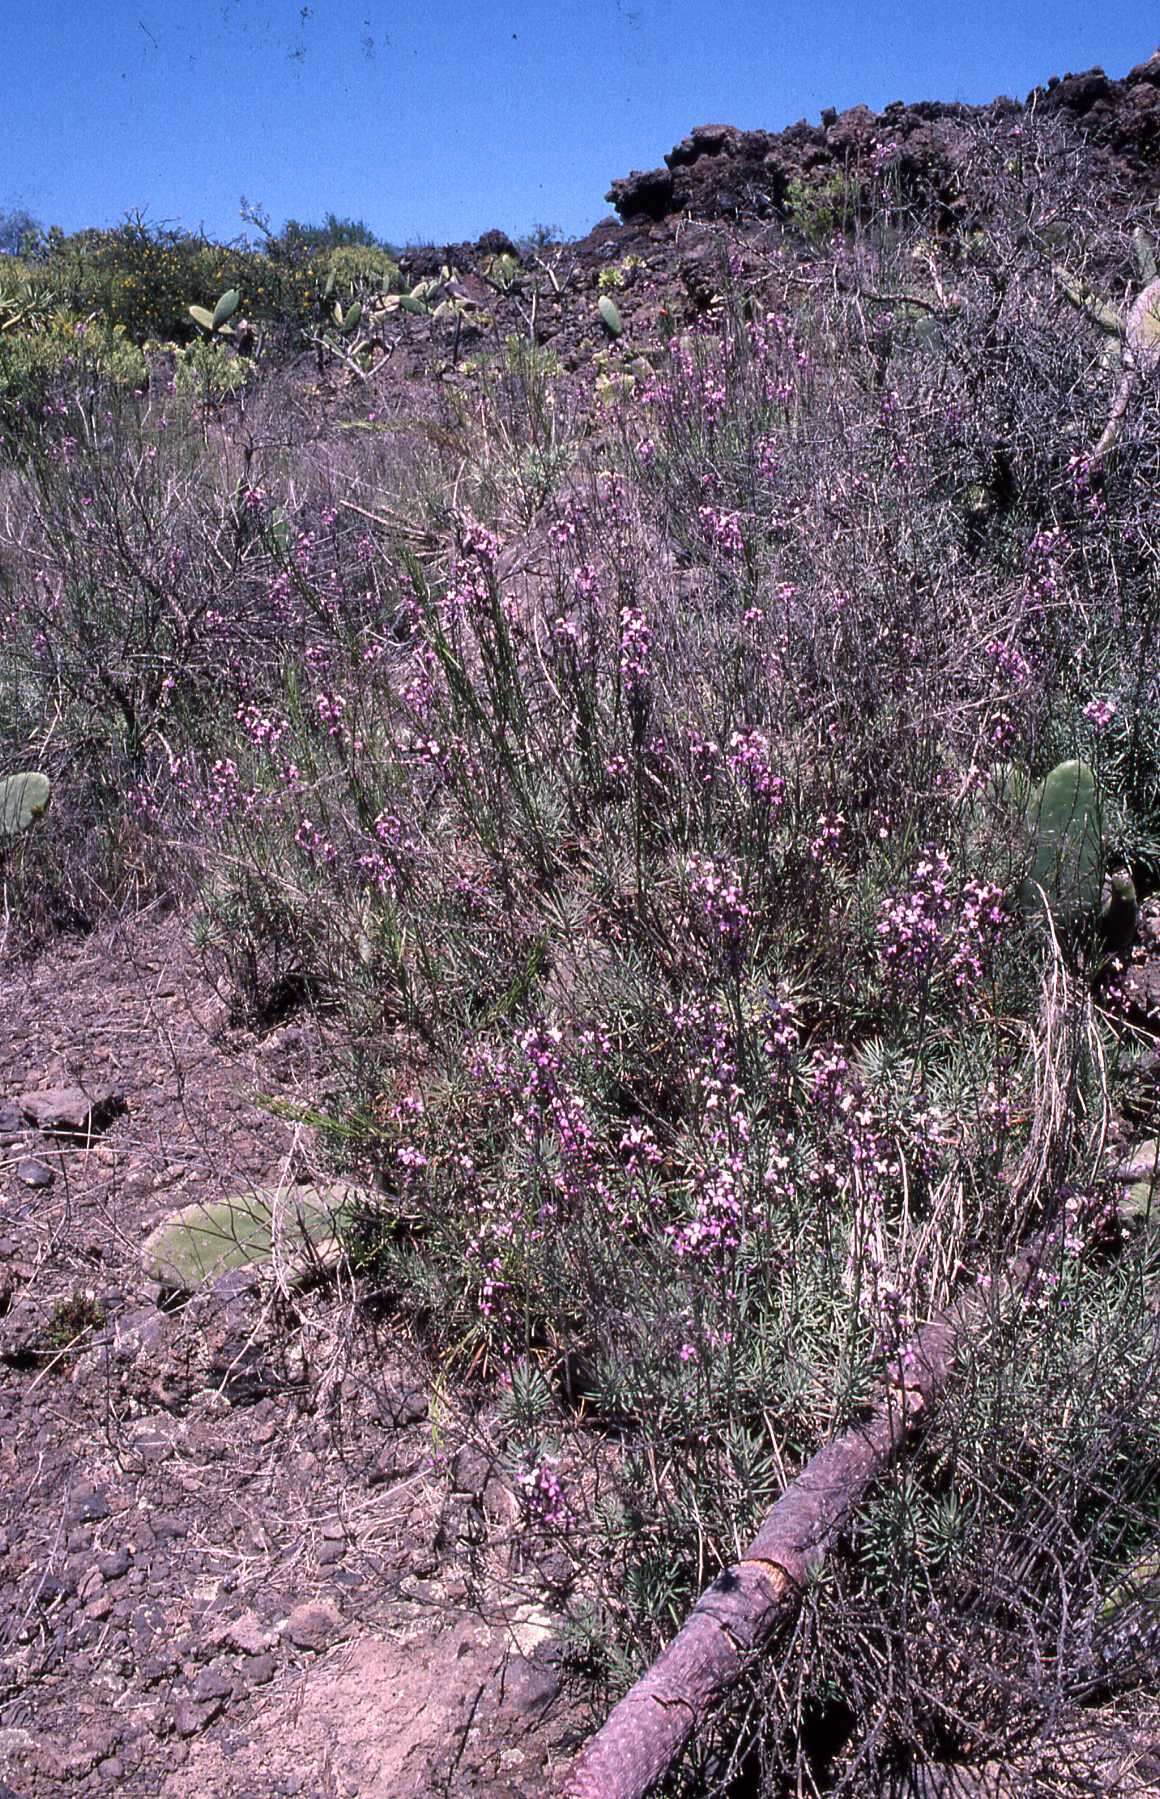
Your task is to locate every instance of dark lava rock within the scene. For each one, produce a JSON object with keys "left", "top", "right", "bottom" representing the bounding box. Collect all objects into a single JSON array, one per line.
[
  {"left": 500, "top": 1653, "right": 562, "bottom": 1719},
  {"left": 98, "top": 1546, "right": 132, "bottom": 1580},
  {"left": 192, "top": 1660, "right": 234, "bottom": 1703},
  {"left": 173, "top": 1694, "right": 223, "bottom": 1736},
  {"left": 66, "top": 1483, "right": 111, "bottom": 1525},
  {"left": 605, "top": 53, "right": 1160, "bottom": 228},
  {"left": 450, "top": 1445, "right": 492, "bottom": 1498},
  {"left": 15, "top": 1157, "right": 53, "bottom": 1189}
]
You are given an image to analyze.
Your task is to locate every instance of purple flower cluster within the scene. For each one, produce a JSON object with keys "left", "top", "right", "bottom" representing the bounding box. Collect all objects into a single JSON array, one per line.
[
  {"left": 697, "top": 505, "right": 746, "bottom": 561},
  {"left": 725, "top": 729, "right": 784, "bottom": 803},
  {"left": 877, "top": 850, "right": 1007, "bottom": 994},
  {"left": 687, "top": 853, "right": 752, "bottom": 947},
  {"left": 518, "top": 1024, "right": 609, "bottom": 1223},
  {"left": 618, "top": 606, "right": 652, "bottom": 691},
  {"left": 517, "top": 1458, "right": 569, "bottom": 1528},
  {"left": 1082, "top": 696, "right": 1116, "bottom": 732}
]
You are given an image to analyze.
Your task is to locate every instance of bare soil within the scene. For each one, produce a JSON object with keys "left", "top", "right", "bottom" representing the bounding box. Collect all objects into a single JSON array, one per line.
[{"left": 0, "top": 912, "right": 577, "bottom": 1796}]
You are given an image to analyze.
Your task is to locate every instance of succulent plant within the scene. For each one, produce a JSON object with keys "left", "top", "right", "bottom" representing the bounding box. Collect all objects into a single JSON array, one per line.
[
  {"left": 140, "top": 1182, "right": 379, "bottom": 1290},
  {"left": 598, "top": 294, "right": 623, "bottom": 338},
  {"left": 1021, "top": 758, "right": 1102, "bottom": 923},
  {"left": 333, "top": 299, "right": 362, "bottom": 336},
  {"left": 1097, "top": 865, "right": 1139, "bottom": 957},
  {"left": 189, "top": 287, "right": 240, "bottom": 336},
  {"left": 0, "top": 771, "right": 51, "bottom": 839}
]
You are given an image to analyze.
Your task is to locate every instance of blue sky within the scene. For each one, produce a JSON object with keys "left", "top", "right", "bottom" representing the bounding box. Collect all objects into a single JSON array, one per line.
[{"left": 1, "top": 2, "right": 1153, "bottom": 247}]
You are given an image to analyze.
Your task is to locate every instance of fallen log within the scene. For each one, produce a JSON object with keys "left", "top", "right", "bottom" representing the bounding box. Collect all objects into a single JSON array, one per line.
[{"left": 560, "top": 1254, "right": 1043, "bottom": 1799}]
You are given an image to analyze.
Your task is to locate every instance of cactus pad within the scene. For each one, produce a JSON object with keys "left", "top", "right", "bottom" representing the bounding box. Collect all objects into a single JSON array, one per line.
[
  {"left": 141, "top": 1182, "right": 377, "bottom": 1291},
  {"left": 1021, "top": 759, "right": 1102, "bottom": 922},
  {"left": 0, "top": 772, "right": 51, "bottom": 839}
]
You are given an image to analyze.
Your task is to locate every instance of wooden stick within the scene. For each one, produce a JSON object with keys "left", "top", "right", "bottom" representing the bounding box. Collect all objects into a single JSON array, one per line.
[{"left": 561, "top": 1258, "right": 1040, "bottom": 1799}]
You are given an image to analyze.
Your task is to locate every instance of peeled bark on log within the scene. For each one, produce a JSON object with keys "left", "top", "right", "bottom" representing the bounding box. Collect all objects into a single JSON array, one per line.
[{"left": 560, "top": 1265, "right": 1038, "bottom": 1799}]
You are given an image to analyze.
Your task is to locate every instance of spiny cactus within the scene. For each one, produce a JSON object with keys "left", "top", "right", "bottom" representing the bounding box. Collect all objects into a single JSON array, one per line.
[
  {"left": 189, "top": 287, "right": 240, "bottom": 336},
  {"left": 1021, "top": 758, "right": 1102, "bottom": 923},
  {"left": 598, "top": 294, "right": 623, "bottom": 338},
  {"left": 141, "top": 1182, "right": 377, "bottom": 1290},
  {"left": 1097, "top": 865, "right": 1139, "bottom": 957},
  {"left": 0, "top": 771, "right": 51, "bottom": 839},
  {"left": 332, "top": 299, "right": 362, "bottom": 336}
]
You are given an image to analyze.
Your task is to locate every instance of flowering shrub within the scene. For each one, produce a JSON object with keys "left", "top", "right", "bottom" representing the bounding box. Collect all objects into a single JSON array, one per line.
[{"left": 3, "top": 111, "right": 1160, "bottom": 1787}]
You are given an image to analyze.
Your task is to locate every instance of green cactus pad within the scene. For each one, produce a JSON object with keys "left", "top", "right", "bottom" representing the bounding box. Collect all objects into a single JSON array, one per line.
[
  {"left": 0, "top": 771, "right": 51, "bottom": 838},
  {"left": 1098, "top": 868, "right": 1139, "bottom": 956},
  {"left": 598, "top": 295, "right": 623, "bottom": 338},
  {"left": 141, "top": 1182, "right": 377, "bottom": 1291},
  {"left": 1021, "top": 759, "right": 1102, "bottom": 922},
  {"left": 1133, "top": 229, "right": 1158, "bottom": 284},
  {"left": 188, "top": 304, "right": 216, "bottom": 332},
  {"left": 212, "top": 288, "right": 240, "bottom": 329}
]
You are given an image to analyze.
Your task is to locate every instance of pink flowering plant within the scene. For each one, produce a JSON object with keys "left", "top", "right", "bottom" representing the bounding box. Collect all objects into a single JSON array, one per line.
[{"left": 3, "top": 116, "right": 1160, "bottom": 1774}]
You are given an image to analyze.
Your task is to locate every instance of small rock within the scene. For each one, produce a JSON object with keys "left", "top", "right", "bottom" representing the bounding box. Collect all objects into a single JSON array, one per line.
[
  {"left": 17, "top": 1085, "right": 124, "bottom": 1137},
  {"left": 66, "top": 1484, "right": 110, "bottom": 1526},
  {"left": 318, "top": 1540, "right": 346, "bottom": 1566},
  {"left": 192, "top": 1661, "right": 233, "bottom": 1703},
  {"left": 246, "top": 1652, "right": 276, "bottom": 1684},
  {"left": 284, "top": 1597, "right": 342, "bottom": 1652},
  {"left": 98, "top": 1547, "right": 132, "bottom": 1581},
  {"left": 172, "top": 1695, "right": 221, "bottom": 1737},
  {"left": 0, "top": 1102, "right": 23, "bottom": 1135},
  {"left": 450, "top": 1445, "right": 492, "bottom": 1498},
  {"left": 383, "top": 1384, "right": 428, "bottom": 1428},
  {"left": 216, "top": 1610, "right": 276, "bottom": 1657},
  {"left": 501, "top": 1655, "right": 562, "bottom": 1718},
  {"left": 16, "top": 1158, "right": 53, "bottom": 1189}
]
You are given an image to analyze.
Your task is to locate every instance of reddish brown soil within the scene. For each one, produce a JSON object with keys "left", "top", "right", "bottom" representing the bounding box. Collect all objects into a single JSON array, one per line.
[{"left": 0, "top": 915, "right": 576, "bottom": 1796}]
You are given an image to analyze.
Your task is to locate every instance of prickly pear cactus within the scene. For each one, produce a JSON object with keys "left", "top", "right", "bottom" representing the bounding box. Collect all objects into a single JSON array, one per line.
[
  {"left": 189, "top": 288, "right": 240, "bottom": 335},
  {"left": 0, "top": 772, "right": 51, "bottom": 839},
  {"left": 141, "top": 1182, "right": 377, "bottom": 1290},
  {"left": 598, "top": 295, "right": 623, "bottom": 338},
  {"left": 1021, "top": 759, "right": 1102, "bottom": 923},
  {"left": 1097, "top": 866, "right": 1139, "bottom": 956}
]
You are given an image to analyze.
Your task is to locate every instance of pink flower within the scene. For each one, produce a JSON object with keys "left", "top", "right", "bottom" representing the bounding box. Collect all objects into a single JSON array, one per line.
[{"left": 1082, "top": 697, "right": 1116, "bottom": 732}]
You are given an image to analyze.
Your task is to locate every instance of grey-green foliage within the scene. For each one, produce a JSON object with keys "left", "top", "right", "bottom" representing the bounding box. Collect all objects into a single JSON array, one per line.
[
  {"left": 0, "top": 771, "right": 51, "bottom": 839},
  {"left": 1021, "top": 759, "right": 1102, "bottom": 923},
  {"left": 189, "top": 288, "right": 240, "bottom": 335},
  {"left": 141, "top": 1182, "right": 378, "bottom": 1290},
  {"left": 598, "top": 295, "right": 623, "bottom": 338},
  {"left": 333, "top": 299, "right": 362, "bottom": 336}
]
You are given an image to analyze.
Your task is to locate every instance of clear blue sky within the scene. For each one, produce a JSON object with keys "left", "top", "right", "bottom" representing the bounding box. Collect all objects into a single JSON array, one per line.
[{"left": 1, "top": 2, "right": 1153, "bottom": 247}]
